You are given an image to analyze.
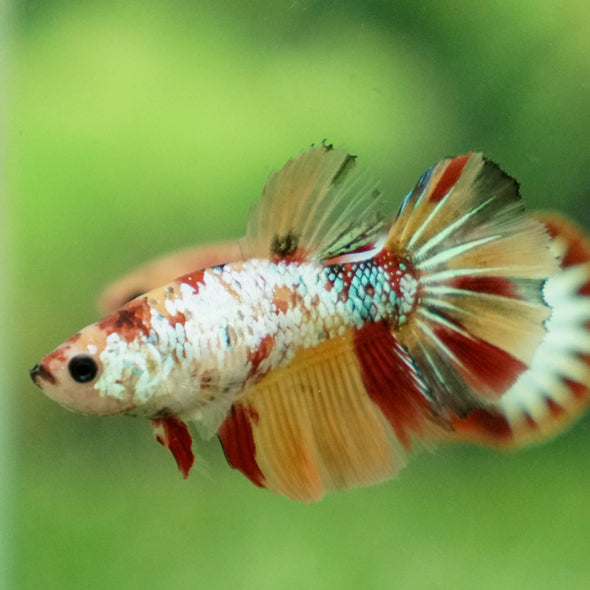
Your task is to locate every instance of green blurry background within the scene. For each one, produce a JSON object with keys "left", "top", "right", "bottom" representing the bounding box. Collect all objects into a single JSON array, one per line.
[{"left": 5, "top": 1, "right": 590, "bottom": 588}]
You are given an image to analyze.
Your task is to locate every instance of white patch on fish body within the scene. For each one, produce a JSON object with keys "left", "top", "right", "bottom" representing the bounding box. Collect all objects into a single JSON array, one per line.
[{"left": 95, "top": 256, "right": 411, "bottom": 432}]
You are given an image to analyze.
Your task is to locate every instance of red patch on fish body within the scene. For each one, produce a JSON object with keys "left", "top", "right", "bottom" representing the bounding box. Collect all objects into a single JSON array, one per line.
[
  {"left": 179, "top": 269, "right": 207, "bottom": 292},
  {"left": 247, "top": 334, "right": 276, "bottom": 379},
  {"left": 169, "top": 310, "right": 187, "bottom": 328},
  {"left": 273, "top": 285, "right": 305, "bottom": 314},
  {"left": 327, "top": 249, "right": 417, "bottom": 323}
]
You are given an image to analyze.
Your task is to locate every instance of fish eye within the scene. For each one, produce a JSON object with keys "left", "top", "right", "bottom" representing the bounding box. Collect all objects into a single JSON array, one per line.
[{"left": 68, "top": 355, "right": 99, "bottom": 384}]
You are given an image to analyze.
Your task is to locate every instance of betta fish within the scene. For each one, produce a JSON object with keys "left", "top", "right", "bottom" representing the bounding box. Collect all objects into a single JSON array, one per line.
[{"left": 30, "top": 144, "right": 590, "bottom": 501}]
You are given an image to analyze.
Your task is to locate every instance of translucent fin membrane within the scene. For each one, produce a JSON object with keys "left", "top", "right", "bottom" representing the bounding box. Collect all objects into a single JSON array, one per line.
[
  {"left": 218, "top": 332, "right": 445, "bottom": 501},
  {"left": 243, "top": 143, "right": 392, "bottom": 262}
]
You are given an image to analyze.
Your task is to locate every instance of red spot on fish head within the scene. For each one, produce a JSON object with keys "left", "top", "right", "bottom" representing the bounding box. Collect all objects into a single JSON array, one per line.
[{"left": 98, "top": 297, "right": 153, "bottom": 343}]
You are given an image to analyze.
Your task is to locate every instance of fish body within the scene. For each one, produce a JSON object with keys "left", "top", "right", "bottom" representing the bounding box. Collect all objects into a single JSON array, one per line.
[
  {"left": 31, "top": 144, "right": 590, "bottom": 501},
  {"left": 41, "top": 253, "right": 416, "bottom": 420}
]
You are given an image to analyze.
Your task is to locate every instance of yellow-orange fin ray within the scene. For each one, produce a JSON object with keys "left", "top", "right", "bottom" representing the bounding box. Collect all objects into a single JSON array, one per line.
[
  {"left": 453, "top": 213, "right": 590, "bottom": 447},
  {"left": 218, "top": 331, "right": 445, "bottom": 501},
  {"left": 242, "top": 143, "right": 392, "bottom": 262},
  {"left": 388, "top": 153, "right": 558, "bottom": 415}
]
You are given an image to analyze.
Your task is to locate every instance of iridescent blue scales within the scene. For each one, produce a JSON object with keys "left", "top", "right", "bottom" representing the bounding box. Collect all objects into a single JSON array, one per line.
[{"left": 30, "top": 144, "right": 590, "bottom": 501}]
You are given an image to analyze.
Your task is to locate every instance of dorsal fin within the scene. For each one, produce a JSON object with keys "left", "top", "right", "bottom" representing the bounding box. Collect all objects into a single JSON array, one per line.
[
  {"left": 388, "top": 153, "right": 559, "bottom": 416},
  {"left": 241, "top": 143, "right": 391, "bottom": 262}
]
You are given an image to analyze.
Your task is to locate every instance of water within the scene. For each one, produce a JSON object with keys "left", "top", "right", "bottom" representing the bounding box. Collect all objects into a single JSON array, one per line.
[{"left": 8, "top": 2, "right": 590, "bottom": 588}]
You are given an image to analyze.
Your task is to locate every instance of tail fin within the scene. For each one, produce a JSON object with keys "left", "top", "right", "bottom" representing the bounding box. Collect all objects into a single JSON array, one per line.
[
  {"left": 452, "top": 213, "right": 590, "bottom": 447},
  {"left": 388, "top": 154, "right": 558, "bottom": 416}
]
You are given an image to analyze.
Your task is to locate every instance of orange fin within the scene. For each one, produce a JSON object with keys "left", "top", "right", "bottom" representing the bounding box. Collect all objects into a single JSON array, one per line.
[
  {"left": 152, "top": 417, "right": 195, "bottom": 478},
  {"left": 389, "top": 154, "right": 558, "bottom": 415},
  {"left": 453, "top": 213, "right": 590, "bottom": 447},
  {"left": 218, "top": 331, "right": 446, "bottom": 501},
  {"left": 242, "top": 142, "right": 392, "bottom": 262}
]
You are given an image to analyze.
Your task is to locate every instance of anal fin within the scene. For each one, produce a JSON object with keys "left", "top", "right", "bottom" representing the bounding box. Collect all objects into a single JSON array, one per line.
[{"left": 218, "top": 329, "right": 446, "bottom": 501}]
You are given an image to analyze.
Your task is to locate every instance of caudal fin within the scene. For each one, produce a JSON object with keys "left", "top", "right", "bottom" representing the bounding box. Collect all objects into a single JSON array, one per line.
[
  {"left": 452, "top": 213, "right": 590, "bottom": 447},
  {"left": 388, "top": 154, "right": 558, "bottom": 416}
]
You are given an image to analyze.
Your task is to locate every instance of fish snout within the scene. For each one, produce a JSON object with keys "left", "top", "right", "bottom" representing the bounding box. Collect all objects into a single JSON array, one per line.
[{"left": 29, "top": 363, "right": 56, "bottom": 386}]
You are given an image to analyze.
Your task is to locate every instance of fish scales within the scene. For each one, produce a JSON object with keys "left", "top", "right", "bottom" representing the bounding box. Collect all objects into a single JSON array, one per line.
[{"left": 95, "top": 254, "right": 417, "bottom": 420}]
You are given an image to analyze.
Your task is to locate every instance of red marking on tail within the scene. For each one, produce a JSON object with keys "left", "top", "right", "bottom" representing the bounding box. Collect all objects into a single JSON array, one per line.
[
  {"left": 546, "top": 397, "right": 565, "bottom": 418},
  {"left": 429, "top": 154, "right": 471, "bottom": 203},
  {"left": 353, "top": 322, "right": 432, "bottom": 448},
  {"left": 453, "top": 407, "right": 513, "bottom": 443},
  {"left": 541, "top": 215, "right": 590, "bottom": 268},
  {"left": 451, "top": 276, "right": 517, "bottom": 298},
  {"left": 152, "top": 416, "right": 195, "bottom": 478},
  {"left": 218, "top": 403, "right": 266, "bottom": 488},
  {"left": 434, "top": 324, "right": 527, "bottom": 397},
  {"left": 563, "top": 378, "right": 589, "bottom": 400}
]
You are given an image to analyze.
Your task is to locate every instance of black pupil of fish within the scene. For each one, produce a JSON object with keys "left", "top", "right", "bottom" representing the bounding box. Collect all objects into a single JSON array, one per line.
[{"left": 68, "top": 355, "right": 99, "bottom": 383}]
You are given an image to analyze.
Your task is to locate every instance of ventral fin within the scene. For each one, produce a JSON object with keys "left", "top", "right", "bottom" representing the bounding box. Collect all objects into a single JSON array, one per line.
[
  {"left": 389, "top": 154, "right": 558, "bottom": 416},
  {"left": 218, "top": 331, "right": 446, "bottom": 502},
  {"left": 152, "top": 416, "right": 195, "bottom": 478},
  {"left": 452, "top": 213, "right": 590, "bottom": 447},
  {"left": 241, "top": 142, "right": 391, "bottom": 263}
]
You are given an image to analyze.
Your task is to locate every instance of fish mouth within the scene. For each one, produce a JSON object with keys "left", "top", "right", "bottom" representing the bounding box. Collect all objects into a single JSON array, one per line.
[{"left": 29, "top": 363, "right": 57, "bottom": 386}]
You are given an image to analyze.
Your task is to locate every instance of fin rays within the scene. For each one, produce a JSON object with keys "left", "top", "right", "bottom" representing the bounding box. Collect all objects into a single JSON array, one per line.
[
  {"left": 218, "top": 333, "right": 442, "bottom": 501},
  {"left": 243, "top": 143, "right": 392, "bottom": 262},
  {"left": 390, "top": 153, "right": 557, "bottom": 414}
]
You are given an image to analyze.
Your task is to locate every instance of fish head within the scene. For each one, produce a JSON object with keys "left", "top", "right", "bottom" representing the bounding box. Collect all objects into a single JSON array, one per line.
[
  {"left": 30, "top": 323, "right": 138, "bottom": 415},
  {"left": 29, "top": 298, "right": 162, "bottom": 416}
]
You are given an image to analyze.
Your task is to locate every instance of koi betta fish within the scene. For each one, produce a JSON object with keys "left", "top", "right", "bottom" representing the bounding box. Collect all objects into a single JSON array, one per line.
[{"left": 30, "top": 144, "right": 590, "bottom": 501}]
